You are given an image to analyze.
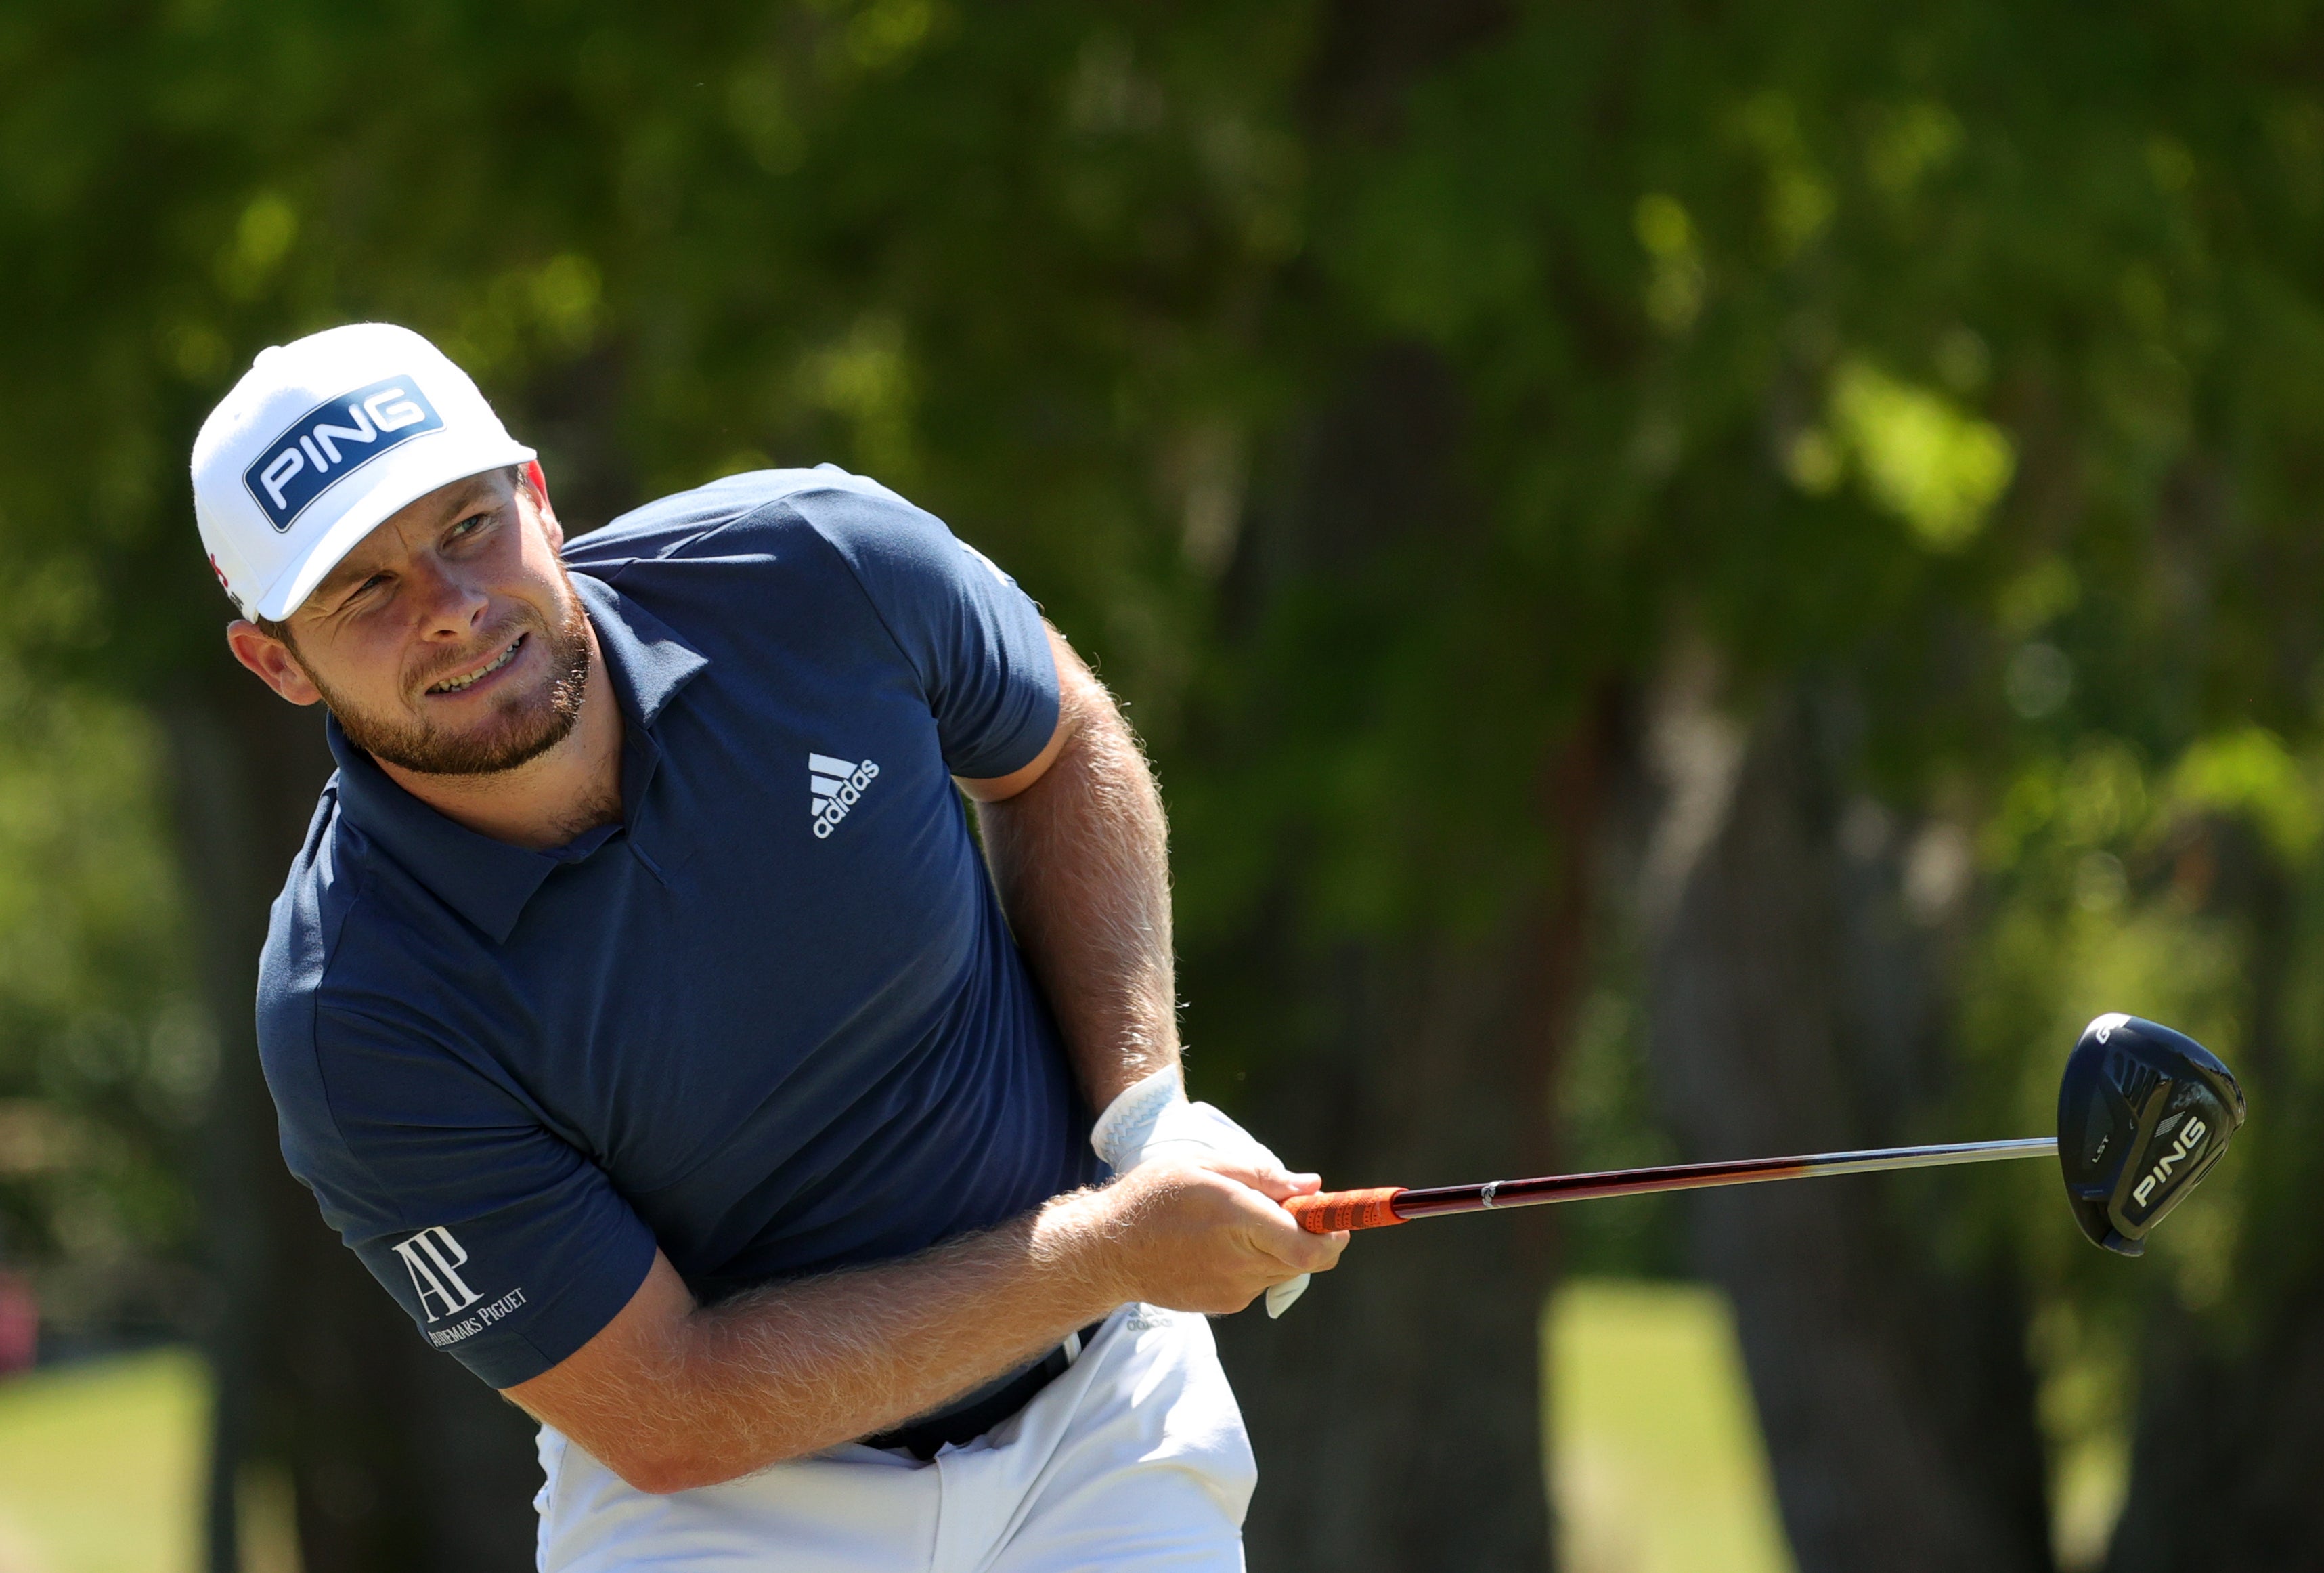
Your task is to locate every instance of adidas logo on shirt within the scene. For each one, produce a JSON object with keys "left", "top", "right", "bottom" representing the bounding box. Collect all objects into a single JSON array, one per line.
[{"left": 810, "top": 752, "right": 881, "bottom": 839}]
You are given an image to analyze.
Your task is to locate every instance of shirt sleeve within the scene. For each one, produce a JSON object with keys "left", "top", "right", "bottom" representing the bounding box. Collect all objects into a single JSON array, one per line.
[
  {"left": 791, "top": 481, "right": 1061, "bottom": 780},
  {"left": 273, "top": 1001, "right": 659, "bottom": 1389}
]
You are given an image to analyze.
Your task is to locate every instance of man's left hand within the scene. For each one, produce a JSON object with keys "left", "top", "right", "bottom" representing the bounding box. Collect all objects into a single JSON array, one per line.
[{"left": 1091, "top": 1068, "right": 1320, "bottom": 1317}]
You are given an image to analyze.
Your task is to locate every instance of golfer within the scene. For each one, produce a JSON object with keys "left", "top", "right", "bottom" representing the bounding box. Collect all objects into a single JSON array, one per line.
[{"left": 190, "top": 323, "right": 1343, "bottom": 1570}]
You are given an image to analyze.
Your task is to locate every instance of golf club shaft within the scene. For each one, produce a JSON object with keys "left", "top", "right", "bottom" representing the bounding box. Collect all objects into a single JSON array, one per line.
[{"left": 1286, "top": 1137, "right": 2059, "bottom": 1233}]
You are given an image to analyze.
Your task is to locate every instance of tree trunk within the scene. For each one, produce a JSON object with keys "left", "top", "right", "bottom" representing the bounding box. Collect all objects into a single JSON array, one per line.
[
  {"left": 2103, "top": 1295, "right": 2324, "bottom": 1573},
  {"left": 165, "top": 674, "right": 540, "bottom": 1572},
  {"left": 1210, "top": 920, "right": 1569, "bottom": 1573},
  {"left": 1205, "top": 706, "right": 1606, "bottom": 1573},
  {"left": 1629, "top": 672, "right": 2053, "bottom": 1573},
  {"left": 2103, "top": 827, "right": 2324, "bottom": 1573},
  {"left": 1198, "top": 317, "right": 1605, "bottom": 1566}
]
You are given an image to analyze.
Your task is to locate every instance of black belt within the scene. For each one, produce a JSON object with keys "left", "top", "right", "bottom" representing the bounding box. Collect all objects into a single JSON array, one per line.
[{"left": 862, "top": 1321, "right": 1104, "bottom": 1461}]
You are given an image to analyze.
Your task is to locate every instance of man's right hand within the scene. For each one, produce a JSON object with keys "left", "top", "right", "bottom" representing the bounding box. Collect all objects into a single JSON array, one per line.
[{"left": 1059, "top": 1160, "right": 1348, "bottom": 1316}]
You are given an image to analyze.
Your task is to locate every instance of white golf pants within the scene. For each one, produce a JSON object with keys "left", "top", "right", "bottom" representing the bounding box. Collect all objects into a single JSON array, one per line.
[{"left": 533, "top": 1304, "right": 1255, "bottom": 1572}]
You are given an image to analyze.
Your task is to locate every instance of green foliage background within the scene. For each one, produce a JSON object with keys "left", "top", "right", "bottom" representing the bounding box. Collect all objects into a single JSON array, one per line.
[{"left": 8, "top": 0, "right": 2324, "bottom": 1560}]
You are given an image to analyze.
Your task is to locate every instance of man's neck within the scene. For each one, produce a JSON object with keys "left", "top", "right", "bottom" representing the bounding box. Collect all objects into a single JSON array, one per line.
[{"left": 376, "top": 619, "right": 626, "bottom": 852}]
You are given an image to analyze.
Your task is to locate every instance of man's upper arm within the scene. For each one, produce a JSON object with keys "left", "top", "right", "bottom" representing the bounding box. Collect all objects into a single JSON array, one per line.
[
  {"left": 281, "top": 1002, "right": 659, "bottom": 1390},
  {"left": 955, "top": 626, "right": 1081, "bottom": 802},
  {"left": 506, "top": 1245, "right": 693, "bottom": 1413},
  {"left": 795, "top": 485, "right": 1061, "bottom": 781},
  {"left": 505, "top": 1252, "right": 771, "bottom": 1496}
]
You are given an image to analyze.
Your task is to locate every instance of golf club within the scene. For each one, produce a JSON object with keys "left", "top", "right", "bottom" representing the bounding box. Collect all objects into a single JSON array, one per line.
[
  {"left": 2058, "top": 1012, "right": 2245, "bottom": 1255},
  {"left": 1287, "top": 1012, "right": 2245, "bottom": 1257}
]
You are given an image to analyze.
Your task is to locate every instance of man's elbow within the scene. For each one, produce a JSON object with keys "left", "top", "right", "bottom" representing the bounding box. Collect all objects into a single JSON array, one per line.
[
  {"left": 624, "top": 1461, "right": 720, "bottom": 1497},
  {"left": 597, "top": 1436, "right": 810, "bottom": 1496},
  {"left": 604, "top": 1446, "right": 732, "bottom": 1496}
]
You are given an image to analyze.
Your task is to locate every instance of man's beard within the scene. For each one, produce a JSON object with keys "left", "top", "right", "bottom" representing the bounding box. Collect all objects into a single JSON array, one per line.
[{"left": 315, "top": 584, "right": 595, "bottom": 777}]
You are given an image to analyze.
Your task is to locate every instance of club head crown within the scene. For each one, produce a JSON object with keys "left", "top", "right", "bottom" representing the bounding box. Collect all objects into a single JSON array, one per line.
[{"left": 2057, "top": 1014, "right": 2245, "bottom": 1256}]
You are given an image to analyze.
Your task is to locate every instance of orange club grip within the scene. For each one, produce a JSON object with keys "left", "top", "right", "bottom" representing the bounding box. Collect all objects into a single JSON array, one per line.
[{"left": 1286, "top": 1186, "right": 1409, "bottom": 1234}]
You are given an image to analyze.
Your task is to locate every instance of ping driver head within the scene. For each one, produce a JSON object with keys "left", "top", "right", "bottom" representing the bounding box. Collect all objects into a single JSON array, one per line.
[{"left": 2058, "top": 1014, "right": 2245, "bottom": 1256}]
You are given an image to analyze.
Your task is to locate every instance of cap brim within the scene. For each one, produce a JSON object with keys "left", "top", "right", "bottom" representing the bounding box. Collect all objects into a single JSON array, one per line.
[{"left": 250, "top": 435, "right": 538, "bottom": 622}]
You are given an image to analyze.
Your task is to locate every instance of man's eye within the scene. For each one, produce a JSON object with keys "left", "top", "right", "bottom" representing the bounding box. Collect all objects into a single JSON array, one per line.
[{"left": 449, "top": 511, "right": 493, "bottom": 540}]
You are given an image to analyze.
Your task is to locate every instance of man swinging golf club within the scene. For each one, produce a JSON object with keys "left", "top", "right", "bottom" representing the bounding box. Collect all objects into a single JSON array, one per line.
[{"left": 192, "top": 322, "right": 1344, "bottom": 1570}]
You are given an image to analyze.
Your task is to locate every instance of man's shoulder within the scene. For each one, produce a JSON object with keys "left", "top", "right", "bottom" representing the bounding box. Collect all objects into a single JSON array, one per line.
[
  {"left": 258, "top": 787, "right": 489, "bottom": 1081},
  {"left": 257, "top": 783, "right": 367, "bottom": 1150},
  {"left": 560, "top": 465, "right": 929, "bottom": 577},
  {"left": 259, "top": 808, "right": 521, "bottom": 1187},
  {"left": 261, "top": 779, "right": 355, "bottom": 1011}
]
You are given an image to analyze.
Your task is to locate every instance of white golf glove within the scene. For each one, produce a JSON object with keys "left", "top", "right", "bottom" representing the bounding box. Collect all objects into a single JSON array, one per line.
[{"left": 1091, "top": 1066, "right": 1312, "bottom": 1318}]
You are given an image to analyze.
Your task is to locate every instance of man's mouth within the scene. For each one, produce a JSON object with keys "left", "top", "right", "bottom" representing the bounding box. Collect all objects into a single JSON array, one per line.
[{"left": 425, "top": 634, "right": 525, "bottom": 695}]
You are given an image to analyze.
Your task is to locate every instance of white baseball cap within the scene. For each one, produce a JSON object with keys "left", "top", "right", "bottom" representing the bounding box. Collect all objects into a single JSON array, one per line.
[{"left": 192, "top": 323, "right": 535, "bottom": 621}]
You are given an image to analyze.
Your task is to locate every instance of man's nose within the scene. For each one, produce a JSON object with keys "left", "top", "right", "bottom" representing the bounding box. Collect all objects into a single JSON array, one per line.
[{"left": 406, "top": 553, "right": 489, "bottom": 637}]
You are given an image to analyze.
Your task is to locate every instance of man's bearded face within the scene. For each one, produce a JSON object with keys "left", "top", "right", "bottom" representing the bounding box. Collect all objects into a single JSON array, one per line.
[{"left": 278, "top": 469, "right": 596, "bottom": 777}]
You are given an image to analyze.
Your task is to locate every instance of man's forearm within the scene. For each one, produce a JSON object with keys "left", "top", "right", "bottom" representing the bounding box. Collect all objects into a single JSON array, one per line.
[
  {"left": 511, "top": 1159, "right": 1336, "bottom": 1494},
  {"left": 522, "top": 1192, "right": 1124, "bottom": 1493},
  {"left": 976, "top": 638, "right": 1179, "bottom": 1109}
]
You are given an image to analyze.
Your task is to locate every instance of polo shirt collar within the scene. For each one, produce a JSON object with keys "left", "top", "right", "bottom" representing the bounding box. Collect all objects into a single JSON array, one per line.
[
  {"left": 326, "top": 572, "right": 709, "bottom": 943},
  {"left": 571, "top": 570, "right": 709, "bottom": 727}
]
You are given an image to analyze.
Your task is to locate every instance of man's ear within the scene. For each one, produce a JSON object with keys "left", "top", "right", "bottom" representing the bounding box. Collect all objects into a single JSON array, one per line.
[
  {"left": 523, "top": 458, "right": 565, "bottom": 553},
  {"left": 225, "top": 620, "right": 323, "bottom": 706}
]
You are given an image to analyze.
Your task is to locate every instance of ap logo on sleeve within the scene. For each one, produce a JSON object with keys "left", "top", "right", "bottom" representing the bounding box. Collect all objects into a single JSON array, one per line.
[
  {"left": 393, "top": 1225, "right": 483, "bottom": 1322},
  {"left": 242, "top": 376, "right": 444, "bottom": 532},
  {"left": 392, "top": 1224, "right": 528, "bottom": 1348}
]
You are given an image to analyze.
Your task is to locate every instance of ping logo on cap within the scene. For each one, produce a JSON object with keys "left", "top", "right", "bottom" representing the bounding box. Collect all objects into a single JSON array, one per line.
[{"left": 242, "top": 376, "right": 443, "bottom": 532}]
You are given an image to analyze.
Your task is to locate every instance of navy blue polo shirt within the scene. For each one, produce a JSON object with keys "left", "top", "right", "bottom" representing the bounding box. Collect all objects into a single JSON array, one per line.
[{"left": 256, "top": 467, "right": 1101, "bottom": 1388}]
